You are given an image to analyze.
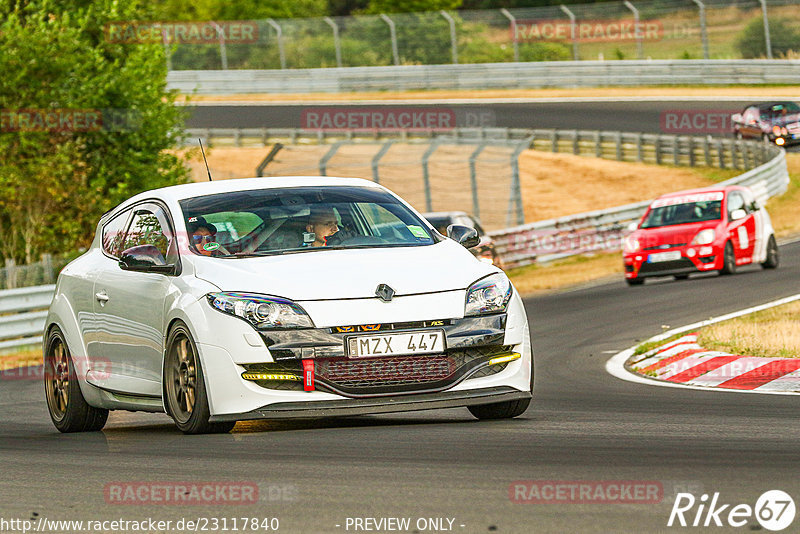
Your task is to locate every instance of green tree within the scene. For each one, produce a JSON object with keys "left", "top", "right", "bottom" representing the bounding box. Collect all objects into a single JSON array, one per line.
[
  {"left": 0, "top": 0, "right": 188, "bottom": 263},
  {"left": 365, "top": 0, "right": 462, "bottom": 14},
  {"left": 736, "top": 17, "right": 800, "bottom": 58}
]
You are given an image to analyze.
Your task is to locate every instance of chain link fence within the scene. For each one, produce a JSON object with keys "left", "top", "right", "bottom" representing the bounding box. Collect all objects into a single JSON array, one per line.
[{"left": 164, "top": 0, "right": 800, "bottom": 71}]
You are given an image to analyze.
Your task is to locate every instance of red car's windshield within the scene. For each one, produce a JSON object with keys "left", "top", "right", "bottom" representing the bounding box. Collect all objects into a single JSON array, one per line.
[{"left": 641, "top": 200, "right": 722, "bottom": 229}]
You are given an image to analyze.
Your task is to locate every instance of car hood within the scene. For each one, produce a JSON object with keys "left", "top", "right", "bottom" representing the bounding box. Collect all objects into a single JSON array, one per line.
[
  {"left": 192, "top": 240, "right": 497, "bottom": 301},
  {"left": 770, "top": 113, "right": 800, "bottom": 126},
  {"left": 636, "top": 221, "right": 719, "bottom": 247}
]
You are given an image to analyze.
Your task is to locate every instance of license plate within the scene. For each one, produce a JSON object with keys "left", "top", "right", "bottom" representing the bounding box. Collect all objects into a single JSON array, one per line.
[
  {"left": 648, "top": 251, "right": 681, "bottom": 263},
  {"left": 346, "top": 330, "right": 445, "bottom": 358}
]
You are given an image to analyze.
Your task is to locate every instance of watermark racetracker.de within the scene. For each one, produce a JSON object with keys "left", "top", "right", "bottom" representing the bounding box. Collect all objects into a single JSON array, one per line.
[
  {"left": 0, "top": 109, "right": 142, "bottom": 132},
  {"left": 300, "top": 107, "right": 496, "bottom": 132},
  {"left": 104, "top": 481, "right": 297, "bottom": 505},
  {"left": 104, "top": 21, "right": 258, "bottom": 44},
  {"left": 660, "top": 109, "right": 739, "bottom": 134}
]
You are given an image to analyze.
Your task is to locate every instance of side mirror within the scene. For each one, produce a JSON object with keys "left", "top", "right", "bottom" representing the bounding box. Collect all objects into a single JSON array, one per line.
[
  {"left": 749, "top": 201, "right": 760, "bottom": 212},
  {"left": 447, "top": 224, "right": 480, "bottom": 249},
  {"left": 119, "top": 245, "right": 175, "bottom": 274},
  {"left": 730, "top": 209, "right": 747, "bottom": 221},
  {"left": 626, "top": 221, "right": 639, "bottom": 232}
]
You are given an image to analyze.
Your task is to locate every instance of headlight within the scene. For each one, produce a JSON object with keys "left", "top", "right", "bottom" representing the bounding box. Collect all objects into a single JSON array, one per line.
[
  {"left": 623, "top": 235, "right": 640, "bottom": 253},
  {"left": 773, "top": 125, "right": 782, "bottom": 136},
  {"left": 782, "top": 126, "right": 789, "bottom": 136},
  {"left": 207, "top": 292, "right": 314, "bottom": 329},
  {"left": 465, "top": 274, "right": 512, "bottom": 316},
  {"left": 691, "top": 229, "right": 715, "bottom": 245}
]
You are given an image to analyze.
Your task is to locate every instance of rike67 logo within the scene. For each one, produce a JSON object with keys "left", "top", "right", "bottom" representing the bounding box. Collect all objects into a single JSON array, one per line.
[{"left": 668, "top": 490, "right": 796, "bottom": 531}]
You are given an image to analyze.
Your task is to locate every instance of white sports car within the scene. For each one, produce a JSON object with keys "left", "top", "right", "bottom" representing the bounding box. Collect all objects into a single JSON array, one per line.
[{"left": 45, "top": 177, "right": 533, "bottom": 434}]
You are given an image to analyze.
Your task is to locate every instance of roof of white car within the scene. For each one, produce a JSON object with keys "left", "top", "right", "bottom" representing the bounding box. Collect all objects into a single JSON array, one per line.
[{"left": 122, "top": 176, "right": 382, "bottom": 206}]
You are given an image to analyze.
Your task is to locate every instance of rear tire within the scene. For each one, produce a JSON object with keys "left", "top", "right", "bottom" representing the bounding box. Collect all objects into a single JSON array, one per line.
[
  {"left": 44, "top": 326, "right": 109, "bottom": 433},
  {"left": 761, "top": 235, "right": 779, "bottom": 269},
  {"left": 626, "top": 278, "right": 644, "bottom": 286},
  {"left": 720, "top": 242, "right": 736, "bottom": 275},
  {"left": 164, "top": 323, "right": 235, "bottom": 435},
  {"left": 673, "top": 274, "right": 689, "bottom": 280}
]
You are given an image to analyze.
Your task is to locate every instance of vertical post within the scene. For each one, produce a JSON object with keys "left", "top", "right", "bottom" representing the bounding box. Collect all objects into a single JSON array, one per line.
[
  {"left": 267, "top": 19, "right": 286, "bottom": 69},
  {"left": 210, "top": 21, "right": 228, "bottom": 70},
  {"left": 595, "top": 131, "right": 602, "bottom": 157},
  {"left": 672, "top": 135, "right": 680, "bottom": 165},
  {"left": 636, "top": 133, "right": 644, "bottom": 161},
  {"left": 572, "top": 130, "right": 579, "bottom": 154},
  {"left": 5, "top": 259, "right": 16, "bottom": 289},
  {"left": 717, "top": 139, "right": 726, "bottom": 169},
  {"left": 692, "top": 0, "right": 710, "bottom": 60},
  {"left": 688, "top": 137, "right": 696, "bottom": 167},
  {"left": 161, "top": 29, "right": 172, "bottom": 71},
  {"left": 623, "top": 1, "right": 643, "bottom": 60},
  {"left": 380, "top": 14, "right": 400, "bottom": 66},
  {"left": 41, "top": 254, "right": 54, "bottom": 284},
  {"left": 654, "top": 135, "right": 662, "bottom": 164},
  {"left": 440, "top": 11, "right": 458, "bottom": 64},
  {"left": 551, "top": 130, "right": 558, "bottom": 152},
  {"left": 508, "top": 137, "right": 532, "bottom": 226},
  {"left": 319, "top": 141, "right": 344, "bottom": 176},
  {"left": 703, "top": 136, "right": 712, "bottom": 166},
  {"left": 324, "top": 17, "right": 343, "bottom": 68},
  {"left": 559, "top": 5, "right": 579, "bottom": 61},
  {"left": 500, "top": 9, "right": 519, "bottom": 63},
  {"left": 759, "top": 0, "right": 772, "bottom": 59},
  {"left": 469, "top": 143, "right": 487, "bottom": 219},
  {"left": 616, "top": 132, "right": 623, "bottom": 161},
  {"left": 422, "top": 141, "right": 439, "bottom": 212},
  {"left": 371, "top": 141, "right": 394, "bottom": 184}
]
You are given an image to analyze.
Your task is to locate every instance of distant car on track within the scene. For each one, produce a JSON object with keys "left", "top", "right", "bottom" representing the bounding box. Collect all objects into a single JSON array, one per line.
[
  {"left": 422, "top": 211, "right": 503, "bottom": 269},
  {"left": 44, "top": 177, "right": 533, "bottom": 434},
  {"left": 623, "top": 186, "right": 778, "bottom": 286},
  {"left": 731, "top": 101, "right": 800, "bottom": 146}
]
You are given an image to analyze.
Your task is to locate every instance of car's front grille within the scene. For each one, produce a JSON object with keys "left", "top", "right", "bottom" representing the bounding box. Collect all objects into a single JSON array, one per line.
[
  {"left": 638, "top": 258, "right": 695, "bottom": 274},
  {"left": 330, "top": 320, "right": 451, "bottom": 334},
  {"left": 643, "top": 243, "right": 687, "bottom": 250},
  {"left": 243, "top": 345, "right": 514, "bottom": 396}
]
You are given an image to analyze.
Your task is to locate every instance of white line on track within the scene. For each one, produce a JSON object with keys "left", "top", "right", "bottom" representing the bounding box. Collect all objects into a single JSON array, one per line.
[{"left": 605, "top": 292, "right": 800, "bottom": 396}]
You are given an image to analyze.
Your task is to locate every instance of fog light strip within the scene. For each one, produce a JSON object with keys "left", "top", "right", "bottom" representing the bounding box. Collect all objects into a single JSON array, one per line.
[
  {"left": 241, "top": 373, "right": 300, "bottom": 381},
  {"left": 488, "top": 353, "right": 521, "bottom": 366}
]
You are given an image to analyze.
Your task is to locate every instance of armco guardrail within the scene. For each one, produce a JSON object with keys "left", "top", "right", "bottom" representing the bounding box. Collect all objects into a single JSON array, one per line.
[
  {"left": 167, "top": 60, "right": 800, "bottom": 94},
  {"left": 0, "top": 285, "right": 54, "bottom": 350},
  {"left": 490, "top": 145, "right": 789, "bottom": 269}
]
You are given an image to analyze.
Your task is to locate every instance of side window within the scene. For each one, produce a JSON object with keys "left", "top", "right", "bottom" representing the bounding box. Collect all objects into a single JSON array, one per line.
[
  {"left": 727, "top": 192, "right": 745, "bottom": 218},
  {"left": 101, "top": 211, "right": 130, "bottom": 258},
  {"left": 121, "top": 209, "right": 171, "bottom": 259}
]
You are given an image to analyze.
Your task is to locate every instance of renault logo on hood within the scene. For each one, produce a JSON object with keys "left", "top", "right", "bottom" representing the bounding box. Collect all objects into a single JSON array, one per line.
[{"left": 375, "top": 284, "right": 395, "bottom": 302}]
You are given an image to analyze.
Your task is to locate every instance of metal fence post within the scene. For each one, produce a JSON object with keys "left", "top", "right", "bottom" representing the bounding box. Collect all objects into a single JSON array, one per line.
[
  {"left": 5, "top": 259, "right": 16, "bottom": 289},
  {"left": 380, "top": 14, "right": 400, "bottom": 66},
  {"left": 692, "top": 0, "right": 710, "bottom": 60},
  {"left": 440, "top": 11, "right": 458, "bottom": 64},
  {"left": 560, "top": 5, "right": 579, "bottom": 61},
  {"left": 319, "top": 141, "right": 344, "bottom": 176},
  {"left": 324, "top": 17, "right": 343, "bottom": 68},
  {"left": 595, "top": 131, "right": 602, "bottom": 157},
  {"left": 266, "top": 19, "right": 287, "bottom": 69},
  {"left": 571, "top": 130, "right": 580, "bottom": 154},
  {"left": 760, "top": 0, "right": 773, "bottom": 59},
  {"left": 507, "top": 137, "right": 532, "bottom": 226},
  {"left": 469, "top": 143, "right": 487, "bottom": 219},
  {"left": 615, "top": 132, "right": 623, "bottom": 161},
  {"left": 41, "top": 254, "right": 54, "bottom": 284},
  {"left": 371, "top": 141, "right": 394, "bottom": 184},
  {"left": 636, "top": 133, "right": 644, "bottom": 161},
  {"left": 703, "top": 136, "right": 712, "bottom": 166},
  {"left": 655, "top": 135, "right": 662, "bottom": 164},
  {"left": 623, "top": 1, "right": 643, "bottom": 60},
  {"left": 210, "top": 22, "right": 228, "bottom": 70},
  {"left": 688, "top": 137, "right": 696, "bottom": 167},
  {"left": 551, "top": 130, "right": 558, "bottom": 152},
  {"left": 422, "top": 140, "right": 440, "bottom": 211},
  {"left": 672, "top": 135, "right": 680, "bottom": 165},
  {"left": 500, "top": 9, "right": 519, "bottom": 62},
  {"left": 717, "top": 139, "right": 726, "bottom": 169}
]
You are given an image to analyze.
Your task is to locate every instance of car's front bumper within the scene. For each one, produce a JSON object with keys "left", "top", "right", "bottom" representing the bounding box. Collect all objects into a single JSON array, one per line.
[
  {"left": 624, "top": 244, "right": 722, "bottom": 279},
  {"left": 209, "top": 386, "right": 530, "bottom": 422}
]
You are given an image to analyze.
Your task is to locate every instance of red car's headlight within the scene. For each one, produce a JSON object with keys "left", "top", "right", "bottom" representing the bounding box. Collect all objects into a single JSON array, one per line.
[
  {"left": 623, "top": 235, "right": 640, "bottom": 253},
  {"left": 691, "top": 229, "right": 716, "bottom": 246}
]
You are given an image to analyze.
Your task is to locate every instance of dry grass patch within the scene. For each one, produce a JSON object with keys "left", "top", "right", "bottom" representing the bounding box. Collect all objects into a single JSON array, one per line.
[
  {"left": 698, "top": 301, "right": 800, "bottom": 359},
  {"left": 507, "top": 252, "right": 621, "bottom": 294},
  {"left": 0, "top": 349, "right": 41, "bottom": 368},
  {"left": 764, "top": 153, "right": 800, "bottom": 237}
]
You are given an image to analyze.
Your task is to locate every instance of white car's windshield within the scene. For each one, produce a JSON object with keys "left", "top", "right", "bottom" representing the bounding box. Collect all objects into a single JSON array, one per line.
[
  {"left": 179, "top": 186, "right": 438, "bottom": 257},
  {"left": 641, "top": 200, "right": 722, "bottom": 229}
]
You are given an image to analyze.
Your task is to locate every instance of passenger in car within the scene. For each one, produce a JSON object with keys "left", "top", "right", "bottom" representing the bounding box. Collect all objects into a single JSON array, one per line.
[
  {"left": 188, "top": 217, "right": 222, "bottom": 256},
  {"left": 303, "top": 205, "right": 340, "bottom": 247}
]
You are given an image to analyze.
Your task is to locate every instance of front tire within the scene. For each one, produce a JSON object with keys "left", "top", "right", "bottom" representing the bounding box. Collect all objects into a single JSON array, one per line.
[
  {"left": 164, "top": 323, "right": 235, "bottom": 434},
  {"left": 468, "top": 356, "right": 532, "bottom": 420},
  {"left": 44, "top": 326, "right": 108, "bottom": 433},
  {"left": 720, "top": 242, "right": 736, "bottom": 275},
  {"left": 673, "top": 274, "right": 689, "bottom": 281},
  {"left": 626, "top": 277, "right": 644, "bottom": 286},
  {"left": 761, "top": 235, "right": 779, "bottom": 269}
]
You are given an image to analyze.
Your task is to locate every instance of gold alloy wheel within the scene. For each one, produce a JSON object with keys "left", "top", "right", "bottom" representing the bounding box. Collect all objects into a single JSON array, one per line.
[
  {"left": 45, "top": 339, "right": 70, "bottom": 421},
  {"left": 167, "top": 335, "right": 197, "bottom": 422}
]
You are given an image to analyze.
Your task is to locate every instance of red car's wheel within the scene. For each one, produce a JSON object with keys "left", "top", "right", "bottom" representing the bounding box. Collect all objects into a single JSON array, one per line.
[{"left": 720, "top": 242, "right": 736, "bottom": 275}]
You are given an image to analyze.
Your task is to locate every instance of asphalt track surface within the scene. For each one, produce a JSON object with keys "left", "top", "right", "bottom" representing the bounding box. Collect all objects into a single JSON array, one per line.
[
  {"left": 186, "top": 100, "right": 753, "bottom": 133},
  {"left": 2, "top": 240, "right": 800, "bottom": 533}
]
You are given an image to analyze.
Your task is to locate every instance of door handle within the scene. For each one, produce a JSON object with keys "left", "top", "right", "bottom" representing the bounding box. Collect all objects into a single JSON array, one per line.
[{"left": 95, "top": 291, "right": 109, "bottom": 304}]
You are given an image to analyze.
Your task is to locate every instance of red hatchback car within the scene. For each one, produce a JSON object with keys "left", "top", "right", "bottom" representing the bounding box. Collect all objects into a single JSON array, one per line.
[{"left": 623, "top": 186, "right": 779, "bottom": 285}]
